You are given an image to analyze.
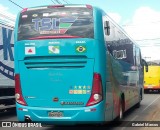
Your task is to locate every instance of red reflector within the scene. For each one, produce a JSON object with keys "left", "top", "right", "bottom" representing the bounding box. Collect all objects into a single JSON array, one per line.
[
  {"left": 18, "top": 108, "right": 23, "bottom": 111},
  {"left": 91, "top": 108, "right": 96, "bottom": 111}
]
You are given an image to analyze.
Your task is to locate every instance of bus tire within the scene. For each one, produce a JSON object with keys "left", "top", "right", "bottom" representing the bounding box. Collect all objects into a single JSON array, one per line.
[
  {"left": 136, "top": 89, "right": 142, "bottom": 108},
  {"left": 135, "top": 100, "right": 140, "bottom": 108},
  {"left": 116, "top": 98, "right": 124, "bottom": 122},
  {"left": 119, "top": 99, "right": 123, "bottom": 121}
]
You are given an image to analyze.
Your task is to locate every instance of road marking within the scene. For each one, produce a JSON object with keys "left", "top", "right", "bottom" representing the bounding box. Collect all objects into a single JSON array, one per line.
[
  {"left": 121, "top": 115, "right": 139, "bottom": 130},
  {"left": 121, "top": 95, "right": 160, "bottom": 130},
  {"left": 130, "top": 115, "right": 138, "bottom": 121},
  {"left": 142, "top": 95, "right": 160, "bottom": 112}
]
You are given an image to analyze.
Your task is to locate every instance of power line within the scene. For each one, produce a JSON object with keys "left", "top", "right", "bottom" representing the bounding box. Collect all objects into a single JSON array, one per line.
[
  {"left": 51, "top": 0, "right": 56, "bottom": 4},
  {"left": 8, "top": 0, "right": 23, "bottom": 9},
  {"left": 65, "top": 0, "right": 71, "bottom": 4},
  {"left": 140, "top": 45, "right": 160, "bottom": 48},
  {"left": 55, "top": 0, "right": 62, "bottom": 4},
  {"left": 123, "top": 21, "right": 160, "bottom": 27},
  {"left": 62, "top": 0, "right": 68, "bottom": 4},
  {"left": 135, "top": 38, "right": 160, "bottom": 41},
  {"left": 51, "top": 0, "right": 71, "bottom": 5}
]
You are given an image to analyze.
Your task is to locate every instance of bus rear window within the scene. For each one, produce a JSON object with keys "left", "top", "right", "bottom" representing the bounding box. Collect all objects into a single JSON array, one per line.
[{"left": 18, "top": 7, "right": 94, "bottom": 40}]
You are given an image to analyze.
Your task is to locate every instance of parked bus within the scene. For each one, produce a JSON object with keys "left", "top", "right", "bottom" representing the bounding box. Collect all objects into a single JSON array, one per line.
[
  {"left": 14, "top": 4, "right": 147, "bottom": 124},
  {"left": 144, "top": 62, "right": 160, "bottom": 92}
]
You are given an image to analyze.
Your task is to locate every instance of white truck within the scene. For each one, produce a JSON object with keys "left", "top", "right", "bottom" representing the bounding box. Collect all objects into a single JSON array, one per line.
[{"left": 0, "top": 22, "right": 15, "bottom": 111}]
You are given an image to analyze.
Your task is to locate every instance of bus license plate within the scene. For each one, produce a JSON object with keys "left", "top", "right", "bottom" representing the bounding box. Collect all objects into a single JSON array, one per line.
[{"left": 48, "top": 111, "right": 63, "bottom": 117}]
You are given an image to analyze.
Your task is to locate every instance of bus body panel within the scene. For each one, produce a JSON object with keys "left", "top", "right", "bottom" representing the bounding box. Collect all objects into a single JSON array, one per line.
[
  {"left": 16, "top": 38, "right": 104, "bottom": 108},
  {"left": 14, "top": 5, "right": 143, "bottom": 124},
  {"left": 103, "top": 13, "right": 143, "bottom": 118},
  {"left": 16, "top": 101, "right": 105, "bottom": 123}
]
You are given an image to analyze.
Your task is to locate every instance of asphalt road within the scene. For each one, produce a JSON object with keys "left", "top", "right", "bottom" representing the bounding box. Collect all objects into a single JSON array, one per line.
[{"left": 0, "top": 93, "right": 160, "bottom": 130}]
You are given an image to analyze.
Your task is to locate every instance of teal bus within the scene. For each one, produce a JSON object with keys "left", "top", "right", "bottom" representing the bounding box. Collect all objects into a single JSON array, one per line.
[{"left": 14, "top": 4, "right": 146, "bottom": 124}]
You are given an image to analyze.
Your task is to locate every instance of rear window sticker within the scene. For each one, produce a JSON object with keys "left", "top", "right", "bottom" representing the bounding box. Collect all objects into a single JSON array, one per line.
[
  {"left": 32, "top": 14, "right": 38, "bottom": 17},
  {"left": 22, "top": 15, "right": 28, "bottom": 18},
  {"left": 43, "top": 13, "right": 49, "bottom": 17}
]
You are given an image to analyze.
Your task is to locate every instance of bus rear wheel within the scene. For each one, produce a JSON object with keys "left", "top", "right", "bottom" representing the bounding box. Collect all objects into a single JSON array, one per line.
[
  {"left": 119, "top": 100, "right": 123, "bottom": 121},
  {"left": 136, "top": 89, "right": 142, "bottom": 108},
  {"left": 116, "top": 98, "right": 124, "bottom": 122}
]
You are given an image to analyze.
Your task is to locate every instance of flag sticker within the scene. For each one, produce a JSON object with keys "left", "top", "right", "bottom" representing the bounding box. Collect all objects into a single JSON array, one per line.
[
  {"left": 74, "top": 90, "right": 78, "bottom": 94},
  {"left": 69, "top": 85, "right": 91, "bottom": 94},
  {"left": 82, "top": 90, "right": 86, "bottom": 94},
  {"left": 77, "top": 90, "right": 82, "bottom": 94},
  {"left": 69, "top": 90, "right": 74, "bottom": 94},
  {"left": 49, "top": 46, "right": 60, "bottom": 54},
  {"left": 76, "top": 45, "right": 87, "bottom": 53},
  {"left": 86, "top": 90, "right": 91, "bottom": 94},
  {"left": 25, "top": 47, "right": 35, "bottom": 55}
]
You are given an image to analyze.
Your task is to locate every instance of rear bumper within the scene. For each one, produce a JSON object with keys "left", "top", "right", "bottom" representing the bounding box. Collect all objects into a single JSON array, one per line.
[
  {"left": 144, "top": 86, "right": 160, "bottom": 90},
  {"left": 16, "top": 101, "right": 105, "bottom": 124},
  {"left": 144, "top": 86, "right": 160, "bottom": 93}
]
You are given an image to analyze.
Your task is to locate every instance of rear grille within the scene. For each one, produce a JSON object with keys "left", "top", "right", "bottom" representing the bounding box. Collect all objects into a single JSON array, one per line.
[{"left": 24, "top": 56, "right": 87, "bottom": 69}]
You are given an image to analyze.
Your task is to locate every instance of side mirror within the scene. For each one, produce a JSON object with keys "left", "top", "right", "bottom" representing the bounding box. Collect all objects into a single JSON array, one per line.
[
  {"left": 142, "top": 59, "right": 148, "bottom": 72},
  {"left": 104, "top": 21, "right": 110, "bottom": 36}
]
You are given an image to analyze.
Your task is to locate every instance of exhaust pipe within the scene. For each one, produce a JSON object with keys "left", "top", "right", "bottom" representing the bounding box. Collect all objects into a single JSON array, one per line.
[{"left": 24, "top": 116, "right": 32, "bottom": 123}]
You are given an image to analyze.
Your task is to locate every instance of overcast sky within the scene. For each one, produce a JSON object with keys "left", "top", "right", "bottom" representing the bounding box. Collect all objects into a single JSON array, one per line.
[{"left": 1, "top": 0, "right": 160, "bottom": 61}]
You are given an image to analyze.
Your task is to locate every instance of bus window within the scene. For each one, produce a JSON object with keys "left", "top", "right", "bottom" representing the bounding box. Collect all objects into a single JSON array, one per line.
[{"left": 18, "top": 7, "right": 94, "bottom": 40}]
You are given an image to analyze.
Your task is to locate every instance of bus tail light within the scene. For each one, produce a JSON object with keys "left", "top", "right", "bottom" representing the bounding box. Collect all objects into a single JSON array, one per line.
[
  {"left": 86, "top": 73, "right": 103, "bottom": 106},
  {"left": 15, "top": 74, "right": 27, "bottom": 106}
]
